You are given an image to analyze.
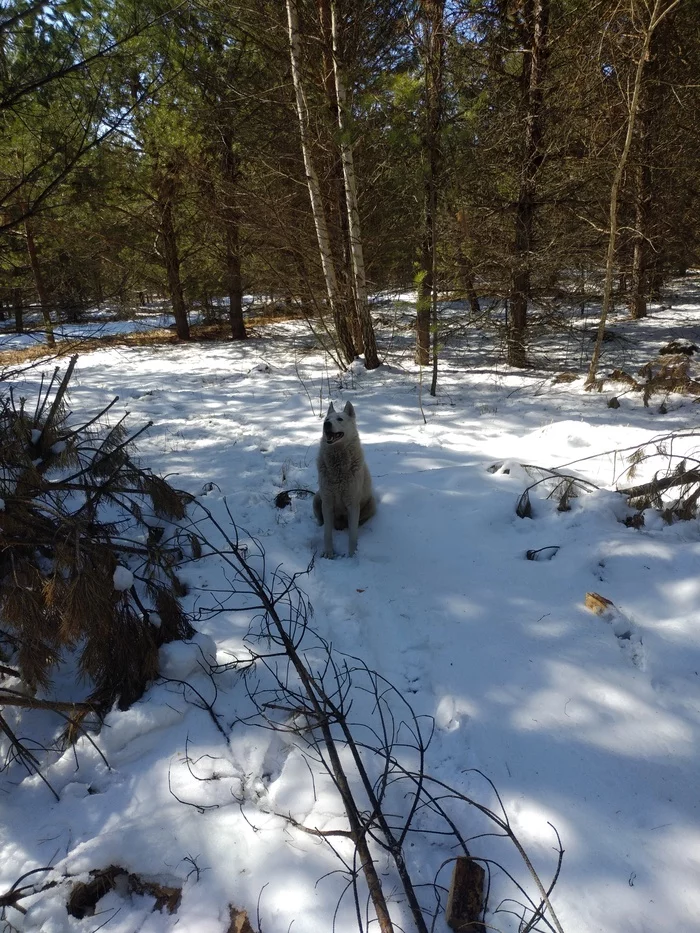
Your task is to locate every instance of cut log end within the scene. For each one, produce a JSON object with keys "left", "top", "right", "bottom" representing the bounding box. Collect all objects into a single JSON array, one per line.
[{"left": 446, "top": 856, "right": 486, "bottom": 931}]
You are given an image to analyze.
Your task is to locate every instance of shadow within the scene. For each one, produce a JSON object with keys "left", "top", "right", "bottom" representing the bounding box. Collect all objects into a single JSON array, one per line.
[{"left": 5, "top": 281, "right": 700, "bottom": 933}]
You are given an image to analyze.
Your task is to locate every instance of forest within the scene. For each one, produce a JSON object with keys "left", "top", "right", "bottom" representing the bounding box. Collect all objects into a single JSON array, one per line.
[
  {"left": 2, "top": 3, "right": 700, "bottom": 933},
  {"left": 1, "top": 0, "right": 699, "bottom": 372}
]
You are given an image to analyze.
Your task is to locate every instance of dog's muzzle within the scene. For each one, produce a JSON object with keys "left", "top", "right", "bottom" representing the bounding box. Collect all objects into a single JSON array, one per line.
[{"left": 324, "top": 422, "right": 344, "bottom": 444}]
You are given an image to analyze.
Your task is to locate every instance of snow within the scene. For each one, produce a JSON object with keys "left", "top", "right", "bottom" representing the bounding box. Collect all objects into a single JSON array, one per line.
[
  {"left": 3, "top": 281, "right": 700, "bottom": 932},
  {"left": 112, "top": 565, "right": 134, "bottom": 591},
  {"left": 0, "top": 314, "right": 176, "bottom": 351}
]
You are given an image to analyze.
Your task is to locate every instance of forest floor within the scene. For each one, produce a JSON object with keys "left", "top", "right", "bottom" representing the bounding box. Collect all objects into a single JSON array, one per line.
[{"left": 2, "top": 279, "right": 700, "bottom": 933}]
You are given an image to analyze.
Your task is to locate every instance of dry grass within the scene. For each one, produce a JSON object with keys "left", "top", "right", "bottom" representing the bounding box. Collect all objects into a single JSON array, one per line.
[
  {"left": 245, "top": 307, "right": 306, "bottom": 327},
  {"left": 0, "top": 309, "right": 307, "bottom": 369},
  {"left": 0, "top": 361, "right": 194, "bottom": 711},
  {"left": 0, "top": 328, "right": 175, "bottom": 368}
]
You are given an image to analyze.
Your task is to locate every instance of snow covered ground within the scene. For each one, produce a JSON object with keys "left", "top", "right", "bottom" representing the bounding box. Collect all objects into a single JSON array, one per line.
[
  {"left": 2, "top": 281, "right": 700, "bottom": 933},
  {"left": 0, "top": 313, "right": 173, "bottom": 350}
]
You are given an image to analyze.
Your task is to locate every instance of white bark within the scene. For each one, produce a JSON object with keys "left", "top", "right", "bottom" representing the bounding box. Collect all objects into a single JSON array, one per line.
[
  {"left": 330, "top": 0, "right": 379, "bottom": 368},
  {"left": 330, "top": 3, "right": 365, "bottom": 306},
  {"left": 587, "top": 0, "right": 684, "bottom": 385},
  {"left": 285, "top": 0, "right": 339, "bottom": 313}
]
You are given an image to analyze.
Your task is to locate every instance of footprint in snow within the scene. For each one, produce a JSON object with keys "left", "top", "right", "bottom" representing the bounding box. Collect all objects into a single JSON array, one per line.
[
  {"left": 594, "top": 599, "right": 647, "bottom": 671},
  {"left": 256, "top": 724, "right": 298, "bottom": 794},
  {"left": 397, "top": 627, "right": 429, "bottom": 695},
  {"left": 615, "top": 626, "right": 646, "bottom": 671},
  {"left": 435, "top": 695, "right": 472, "bottom": 733},
  {"left": 365, "top": 553, "right": 391, "bottom": 564}
]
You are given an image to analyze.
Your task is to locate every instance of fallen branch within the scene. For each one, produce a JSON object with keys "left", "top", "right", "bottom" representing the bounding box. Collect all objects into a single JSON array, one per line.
[
  {"left": 0, "top": 866, "right": 56, "bottom": 918},
  {"left": 178, "top": 504, "right": 567, "bottom": 933},
  {"left": 0, "top": 689, "right": 96, "bottom": 715},
  {"left": 618, "top": 468, "right": 700, "bottom": 501}
]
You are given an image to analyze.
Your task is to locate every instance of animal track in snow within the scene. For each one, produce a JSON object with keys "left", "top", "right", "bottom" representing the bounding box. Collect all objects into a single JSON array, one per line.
[{"left": 592, "top": 598, "right": 647, "bottom": 671}]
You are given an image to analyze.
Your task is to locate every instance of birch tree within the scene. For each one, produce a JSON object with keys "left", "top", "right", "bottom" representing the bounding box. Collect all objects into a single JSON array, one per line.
[
  {"left": 507, "top": 0, "right": 551, "bottom": 369},
  {"left": 330, "top": 1, "right": 380, "bottom": 369},
  {"left": 587, "top": 0, "right": 685, "bottom": 385},
  {"left": 627, "top": 17, "right": 669, "bottom": 320},
  {"left": 286, "top": 0, "right": 356, "bottom": 364}
]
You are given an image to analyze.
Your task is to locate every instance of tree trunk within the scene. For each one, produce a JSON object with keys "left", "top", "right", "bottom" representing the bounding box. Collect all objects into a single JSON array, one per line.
[
  {"left": 629, "top": 158, "right": 652, "bottom": 320},
  {"left": 24, "top": 219, "right": 55, "bottom": 347},
  {"left": 587, "top": 0, "right": 681, "bottom": 385},
  {"left": 648, "top": 253, "right": 665, "bottom": 299},
  {"left": 225, "top": 230, "right": 246, "bottom": 340},
  {"left": 416, "top": 280, "right": 431, "bottom": 366},
  {"left": 13, "top": 287, "right": 23, "bottom": 334},
  {"left": 427, "top": 0, "right": 445, "bottom": 396},
  {"left": 458, "top": 252, "right": 481, "bottom": 316},
  {"left": 219, "top": 135, "right": 247, "bottom": 341},
  {"left": 330, "top": 0, "right": 379, "bottom": 369},
  {"left": 286, "top": 0, "right": 355, "bottom": 365},
  {"left": 318, "top": 0, "right": 361, "bottom": 355},
  {"left": 507, "top": 0, "right": 550, "bottom": 369},
  {"left": 456, "top": 209, "right": 480, "bottom": 315},
  {"left": 628, "top": 25, "right": 663, "bottom": 320},
  {"left": 157, "top": 173, "right": 190, "bottom": 341},
  {"left": 416, "top": 0, "right": 445, "bottom": 374}
]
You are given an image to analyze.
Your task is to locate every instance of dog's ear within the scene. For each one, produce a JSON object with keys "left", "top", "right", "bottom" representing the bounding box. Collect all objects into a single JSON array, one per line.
[
  {"left": 343, "top": 401, "right": 355, "bottom": 418},
  {"left": 327, "top": 402, "right": 336, "bottom": 415}
]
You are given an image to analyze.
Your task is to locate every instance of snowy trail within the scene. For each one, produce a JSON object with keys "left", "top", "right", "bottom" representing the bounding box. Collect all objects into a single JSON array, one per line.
[
  {"left": 4, "top": 300, "right": 700, "bottom": 932},
  {"left": 77, "top": 344, "right": 700, "bottom": 931}
]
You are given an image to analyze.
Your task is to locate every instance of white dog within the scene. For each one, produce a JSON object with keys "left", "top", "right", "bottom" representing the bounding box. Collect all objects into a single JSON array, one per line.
[{"left": 313, "top": 402, "right": 376, "bottom": 558}]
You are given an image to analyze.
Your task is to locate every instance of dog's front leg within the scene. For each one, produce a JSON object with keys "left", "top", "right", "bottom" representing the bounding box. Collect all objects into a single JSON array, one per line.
[
  {"left": 321, "top": 497, "right": 335, "bottom": 558},
  {"left": 347, "top": 502, "right": 360, "bottom": 557}
]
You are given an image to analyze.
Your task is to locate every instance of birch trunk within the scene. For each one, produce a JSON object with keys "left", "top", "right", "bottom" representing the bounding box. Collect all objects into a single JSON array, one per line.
[
  {"left": 507, "top": 0, "right": 550, "bottom": 369},
  {"left": 586, "top": 0, "right": 682, "bottom": 385},
  {"left": 628, "top": 24, "right": 663, "bottom": 320},
  {"left": 330, "top": 0, "right": 379, "bottom": 369},
  {"left": 317, "top": 0, "right": 360, "bottom": 352},
  {"left": 629, "top": 157, "right": 652, "bottom": 320},
  {"left": 285, "top": 0, "right": 355, "bottom": 364}
]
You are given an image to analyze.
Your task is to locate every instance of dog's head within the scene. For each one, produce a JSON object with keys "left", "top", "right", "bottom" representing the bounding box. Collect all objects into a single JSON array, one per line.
[{"left": 322, "top": 401, "right": 357, "bottom": 446}]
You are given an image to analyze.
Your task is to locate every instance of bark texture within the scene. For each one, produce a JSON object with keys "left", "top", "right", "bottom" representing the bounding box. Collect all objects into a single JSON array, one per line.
[
  {"left": 330, "top": 0, "right": 379, "bottom": 369},
  {"left": 286, "top": 0, "right": 355, "bottom": 364},
  {"left": 587, "top": 0, "right": 682, "bottom": 385},
  {"left": 24, "top": 219, "right": 55, "bottom": 347},
  {"left": 507, "top": 0, "right": 550, "bottom": 368},
  {"left": 156, "top": 170, "right": 190, "bottom": 341}
]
